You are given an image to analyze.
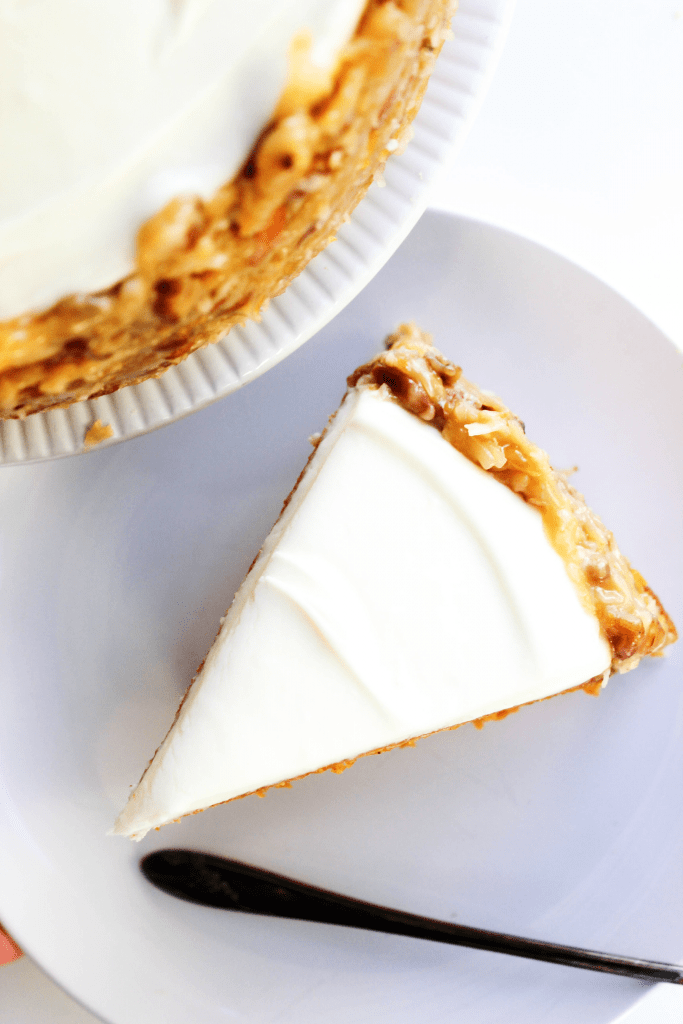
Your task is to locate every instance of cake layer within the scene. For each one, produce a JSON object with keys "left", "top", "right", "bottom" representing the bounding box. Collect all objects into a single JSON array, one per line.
[
  {"left": 113, "top": 386, "right": 614, "bottom": 839},
  {"left": 0, "top": 0, "right": 366, "bottom": 320}
]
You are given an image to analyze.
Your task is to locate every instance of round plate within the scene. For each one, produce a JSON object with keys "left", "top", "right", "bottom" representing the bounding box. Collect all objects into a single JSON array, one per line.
[
  {"left": 0, "top": 212, "right": 681, "bottom": 1024},
  {"left": 0, "top": 0, "right": 516, "bottom": 467}
]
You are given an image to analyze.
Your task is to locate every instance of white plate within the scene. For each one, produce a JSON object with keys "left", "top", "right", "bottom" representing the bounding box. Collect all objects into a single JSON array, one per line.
[
  {"left": 0, "top": 0, "right": 515, "bottom": 467},
  {"left": 0, "top": 212, "right": 681, "bottom": 1024}
]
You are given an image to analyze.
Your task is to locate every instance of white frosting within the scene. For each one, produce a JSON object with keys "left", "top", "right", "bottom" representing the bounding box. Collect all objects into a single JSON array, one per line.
[
  {"left": 113, "top": 388, "right": 611, "bottom": 839},
  {"left": 0, "top": 0, "right": 366, "bottom": 320}
]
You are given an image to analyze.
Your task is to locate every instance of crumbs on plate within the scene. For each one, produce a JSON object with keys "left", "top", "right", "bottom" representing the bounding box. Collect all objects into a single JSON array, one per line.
[{"left": 84, "top": 419, "right": 114, "bottom": 448}]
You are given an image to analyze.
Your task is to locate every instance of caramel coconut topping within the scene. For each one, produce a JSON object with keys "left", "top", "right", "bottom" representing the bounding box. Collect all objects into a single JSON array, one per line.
[{"left": 350, "top": 323, "right": 677, "bottom": 673}]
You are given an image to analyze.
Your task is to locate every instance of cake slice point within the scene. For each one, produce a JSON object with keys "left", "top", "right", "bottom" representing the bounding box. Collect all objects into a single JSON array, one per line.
[{"left": 112, "top": 325, "right": 676, "bottom": 839}]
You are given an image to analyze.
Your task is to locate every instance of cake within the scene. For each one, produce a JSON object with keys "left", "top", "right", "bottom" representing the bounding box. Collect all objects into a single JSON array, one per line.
[
  {"left": 112, "top": 324, "right": 677, "bottom": 839},
  {"left": 0, "top": 0, "right": 455, "bottom": 419}
]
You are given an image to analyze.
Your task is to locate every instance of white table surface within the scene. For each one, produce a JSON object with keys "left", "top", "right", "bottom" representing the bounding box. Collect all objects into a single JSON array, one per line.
[
  {"left": 2, "top": 0, "right": 682, "bottom": 1020},
  {"left": 431, "top": 0, "right": 683, "bottom": 354}
]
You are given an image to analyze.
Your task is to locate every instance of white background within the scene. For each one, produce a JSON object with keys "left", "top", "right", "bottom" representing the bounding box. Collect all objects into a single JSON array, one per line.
[
  {"left": 431, "top": 0, "right": 683, "bottom": 354},
  {"left": 2, "top": 0, "right": 682, "bottom": 1019}
]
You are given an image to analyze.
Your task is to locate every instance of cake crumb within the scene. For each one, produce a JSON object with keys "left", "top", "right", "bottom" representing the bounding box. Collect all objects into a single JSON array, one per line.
[{"left": 84, "top": 419, "right": 114, "bottom": 447}]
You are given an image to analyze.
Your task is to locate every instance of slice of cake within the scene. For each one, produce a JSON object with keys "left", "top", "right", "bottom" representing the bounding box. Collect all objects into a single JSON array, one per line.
[{"left": 112, "top": 324, "right": 676, "bottom": 839}]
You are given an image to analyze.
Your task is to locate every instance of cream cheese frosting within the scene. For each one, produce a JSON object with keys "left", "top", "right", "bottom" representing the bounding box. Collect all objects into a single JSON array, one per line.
[
  {"left": 0, "top": 0, "right": 366, "bottom": 320},
  {"left": 113, "top": 387, "right": 611, "bottom": 839}
]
